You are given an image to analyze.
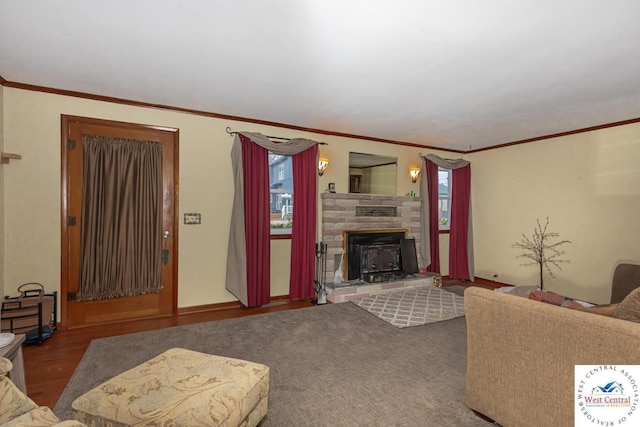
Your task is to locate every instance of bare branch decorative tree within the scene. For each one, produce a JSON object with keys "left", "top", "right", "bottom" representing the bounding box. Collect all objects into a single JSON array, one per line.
[{"left": 512, "top": 218, "right": 571, "bottom": 290}]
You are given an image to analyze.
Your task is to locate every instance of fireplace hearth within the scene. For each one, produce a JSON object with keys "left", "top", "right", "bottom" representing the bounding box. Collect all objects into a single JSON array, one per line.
[
  {"left": 321, "top": 193, "right": 432, "bottom": 303},
  {"left": 320, "top": 192, "right": 423, "bottom": 288}
]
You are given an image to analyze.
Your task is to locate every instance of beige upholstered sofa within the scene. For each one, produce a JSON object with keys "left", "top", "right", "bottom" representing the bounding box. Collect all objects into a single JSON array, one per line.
[
  {"left": 0, "top": 357, "right": 86, "bottom": 427},
  {"left": 464, "top": 287, "right": 640, "bottom": 427}
]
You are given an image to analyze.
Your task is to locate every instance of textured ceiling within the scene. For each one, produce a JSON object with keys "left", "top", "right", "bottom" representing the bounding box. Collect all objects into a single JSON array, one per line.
[{"left": 2, "top": 1, "right": 640, "bottom": 152}]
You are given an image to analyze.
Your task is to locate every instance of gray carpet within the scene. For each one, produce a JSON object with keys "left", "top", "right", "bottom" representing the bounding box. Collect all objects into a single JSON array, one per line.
[
  {"left": 441, "top": 284, "right": 467, "bottom": 297},
  {"left": 351, "top": 287, "right": 466, "bottom": 328},
  {"left": 54, "top": 302, "right": 491, "bottom": 426}
]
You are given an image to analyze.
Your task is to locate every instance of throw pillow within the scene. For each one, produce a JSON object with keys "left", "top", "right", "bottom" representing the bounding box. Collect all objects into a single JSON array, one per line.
[
  {"left": 563, "top": 300, "right": 618, "bottom": 317},
  {"left": 529, "top": 290, "right": 566, "bottom": 306},
  {"left": 501, "top": 286, "right": 537, "bottom": 298},
  {"left": 614, "top": 286, "right": 640, "bottom": 323}
]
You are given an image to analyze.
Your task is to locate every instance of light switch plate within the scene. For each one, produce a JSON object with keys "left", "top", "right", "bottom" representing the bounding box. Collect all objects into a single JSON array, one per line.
[{"left": 184, "top": 213, "right": 201, "bottom": 225}]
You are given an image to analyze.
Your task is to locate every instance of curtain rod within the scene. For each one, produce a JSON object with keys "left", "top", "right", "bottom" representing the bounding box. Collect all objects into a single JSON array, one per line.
[{"left": 226, "top": 127, "right": 327, "bottom": 144}]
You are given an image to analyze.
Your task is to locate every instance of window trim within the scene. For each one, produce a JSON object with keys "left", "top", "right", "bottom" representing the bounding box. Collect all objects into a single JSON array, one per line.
[{"left": 271, "top": 233, "right": 292, "bottom": 240}]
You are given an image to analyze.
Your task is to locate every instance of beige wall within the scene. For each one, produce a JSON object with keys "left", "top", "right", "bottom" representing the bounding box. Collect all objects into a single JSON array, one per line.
[
  {"left": 1, "top": 87, "right": 447, "bottom": 309},
  {"left": 6, "top": 86, "right": 637, "bottom": 308},
  {"left": 470, "top": 123, "right": 640, "bottom": 304}
]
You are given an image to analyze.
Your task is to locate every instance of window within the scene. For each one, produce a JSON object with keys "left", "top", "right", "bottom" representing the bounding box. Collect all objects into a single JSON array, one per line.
[
  {"left": 269, "top": 153, "right": 293, "bottom": 236},
  {"left": 438, "top": 168, "right": 451, "bottom": 230}
]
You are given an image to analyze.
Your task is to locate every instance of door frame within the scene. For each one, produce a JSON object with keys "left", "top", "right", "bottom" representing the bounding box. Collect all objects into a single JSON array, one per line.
[{"left": 60, "top": 114, "right": 179, "bottom": 329}]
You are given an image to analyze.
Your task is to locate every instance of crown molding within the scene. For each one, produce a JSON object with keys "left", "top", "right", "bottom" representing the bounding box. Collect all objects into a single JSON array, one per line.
[
  {"left": 467, "top": 117, "right": 640, "bottom": 153},
  {"left": 1, "top": 79, "right": 464, "bottom": 153},
  {"left": 1, "top": 77, "right": 638, "bottom": 154}
]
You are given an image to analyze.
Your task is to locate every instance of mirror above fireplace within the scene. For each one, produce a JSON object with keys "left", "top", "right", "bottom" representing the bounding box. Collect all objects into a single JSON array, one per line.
[{"left": 348, "top": 152, "right": 397, "bottom": 195}]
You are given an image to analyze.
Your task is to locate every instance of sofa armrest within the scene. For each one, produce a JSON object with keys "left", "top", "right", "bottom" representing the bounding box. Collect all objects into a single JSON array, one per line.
[
  {"left": 0, "top": 357, "right": 87, "bottom": 426},
  {"left": 0, "top": 356, "right": 13, "bottom": 376},
  {"left": 0, "top": 358, "right": 39, "bottom": 425},
  {"left": 464, "top": 287, "right": 640, "bottom": 427},
  {"left": 611, "top": 263, "right": 640, "bottom": 304}
]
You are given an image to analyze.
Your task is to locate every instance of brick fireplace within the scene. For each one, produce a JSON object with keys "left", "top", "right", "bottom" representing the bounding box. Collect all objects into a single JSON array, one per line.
[{"left": 320, "top": 193, "right": 435, "bottom": 302}]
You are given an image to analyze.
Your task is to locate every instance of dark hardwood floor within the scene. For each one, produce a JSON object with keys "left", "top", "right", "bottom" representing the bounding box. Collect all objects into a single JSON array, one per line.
[{"left": 22, "top": 298, "right": 315, "bottom": 409}]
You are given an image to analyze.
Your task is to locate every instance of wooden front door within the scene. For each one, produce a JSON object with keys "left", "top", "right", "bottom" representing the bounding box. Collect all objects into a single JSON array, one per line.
[{"left": 61, "top": 115, "right": 178, "bottom": 328}]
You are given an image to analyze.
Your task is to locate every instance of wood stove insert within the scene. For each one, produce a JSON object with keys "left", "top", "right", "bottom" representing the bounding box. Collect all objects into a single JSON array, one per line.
[{"left": 344, "top": 229, "right": 418, "bottom": 282}]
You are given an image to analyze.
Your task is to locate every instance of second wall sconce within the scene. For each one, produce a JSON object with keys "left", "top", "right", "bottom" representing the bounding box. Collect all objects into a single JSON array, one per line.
[
  {"left": 318, "top": 157, "right": 329, "bottom": 176},
  {"left": 409, "top": 167, "right": 421, "bottom": 183}
]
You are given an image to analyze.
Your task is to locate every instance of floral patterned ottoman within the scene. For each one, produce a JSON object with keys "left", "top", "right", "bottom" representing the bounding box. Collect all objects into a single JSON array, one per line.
[{"left": 71, "top": 348, "right": 269, "bottom": 426}]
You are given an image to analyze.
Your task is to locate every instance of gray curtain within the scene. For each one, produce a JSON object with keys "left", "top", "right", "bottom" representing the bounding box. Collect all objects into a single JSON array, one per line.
[
  {"left": 78, "top": 135, "right": 163, "bottom": 301},
  {"left": 419, "top": 154, "right": 475, "bottom": 280}
]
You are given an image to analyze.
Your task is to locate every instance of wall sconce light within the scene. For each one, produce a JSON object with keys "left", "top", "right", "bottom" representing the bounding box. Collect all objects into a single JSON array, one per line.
[
  {"left": 318, "top": 157, "right": 329, "bottom": 176},
  {"left": 409, "top": 167, "right": 421, "bottom": 183}
]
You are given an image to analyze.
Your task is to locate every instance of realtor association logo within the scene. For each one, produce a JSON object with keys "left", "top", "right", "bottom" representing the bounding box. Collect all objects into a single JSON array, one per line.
[{"left": 575, "top": 365, "right": 639, "bottom": 426}]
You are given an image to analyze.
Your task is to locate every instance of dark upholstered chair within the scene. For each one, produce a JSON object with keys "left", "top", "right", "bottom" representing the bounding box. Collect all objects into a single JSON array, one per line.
[{"left": 610, "top": 263, "right": 640, "bottom": 304}]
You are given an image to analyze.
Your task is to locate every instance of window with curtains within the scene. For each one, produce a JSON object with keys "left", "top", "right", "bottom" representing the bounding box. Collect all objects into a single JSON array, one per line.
[
  {"left": 438, "top": 168, "right": 452, "bottom": 230},
  {"left": 269, "top": 152, "right": 293, "bottom": 235}
]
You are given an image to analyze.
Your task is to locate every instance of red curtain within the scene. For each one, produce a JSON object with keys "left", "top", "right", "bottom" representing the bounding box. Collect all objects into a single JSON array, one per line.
[
  {"left": 289, "top": 145, "right": 318, "bottom": 299},
  {"left": 240, "top": 135, "right": 271, "bottom": 307},
  {"left": 449, "top": 164, "right": 471, "bottom": 279},
  {"left": 425, "top": 159, "right": 440, "bottom": 273}
]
